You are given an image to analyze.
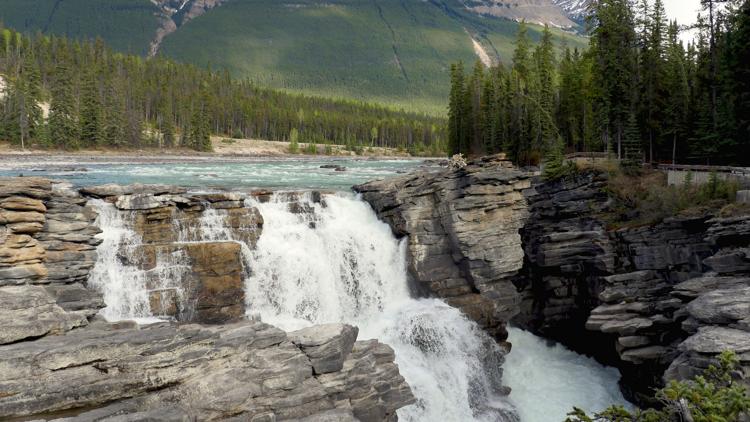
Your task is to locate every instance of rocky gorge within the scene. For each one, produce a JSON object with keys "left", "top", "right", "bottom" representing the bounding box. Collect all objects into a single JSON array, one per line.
[
  {"left": 0, "top": 177, "right": 414, "bottom": 421},
  {"left": 2, "top": 153, "right": 748, "bottom": 420},
  {"left": 355, "top": 155, "right": 750, "bottom": 406}
]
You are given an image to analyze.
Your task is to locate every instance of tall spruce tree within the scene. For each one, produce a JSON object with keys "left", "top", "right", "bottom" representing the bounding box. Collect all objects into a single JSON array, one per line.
[
  {"left": 664, "top": 20, "right": 690, "bottom": 164},
  {"left": 448, "top": 62, "right": 467, "bottom": 155},
  {"left": 640, "top": 0, "right": 668, "bottom": 162},
  {"left": 534, "top": 25, "right": 557, "bottom": 154},
  {"left": 79, "top": 68, "right": 102, "bottom": 147},
  {"left": 589, "top": 0, "right": 638, "bottom": 159},
  {"left": 48, "top": 60, "right": 80, "bottom": 149}
]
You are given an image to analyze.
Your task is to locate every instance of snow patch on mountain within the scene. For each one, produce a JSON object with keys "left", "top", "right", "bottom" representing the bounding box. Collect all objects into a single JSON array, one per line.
[{"left": 552, "top": 0, "right": 590, "bottom": 21}]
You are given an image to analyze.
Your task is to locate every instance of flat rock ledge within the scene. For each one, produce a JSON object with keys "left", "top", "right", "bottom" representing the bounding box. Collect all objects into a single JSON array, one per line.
[{"left": 0, "top": 320, "right": 414, "bottom": 421}]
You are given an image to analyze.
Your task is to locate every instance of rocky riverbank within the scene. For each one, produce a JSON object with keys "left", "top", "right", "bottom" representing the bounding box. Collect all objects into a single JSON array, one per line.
[
  {"left": 0, "top": 177, "right": 414, "bottom": 421},
  {"left": 356, "top": 156, "right": 750, "bottom": 405}
]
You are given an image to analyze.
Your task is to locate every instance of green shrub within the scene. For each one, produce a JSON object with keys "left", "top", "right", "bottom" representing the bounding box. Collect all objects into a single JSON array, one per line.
[
  {"left": 288, "top": 128, "right": 299, "bottom": 154},
  {"left": 543, "top": 141, "right": 577, "bottom": 181},
  {"left": 566, "top": 351, "right": 750, "bottom": 422}
]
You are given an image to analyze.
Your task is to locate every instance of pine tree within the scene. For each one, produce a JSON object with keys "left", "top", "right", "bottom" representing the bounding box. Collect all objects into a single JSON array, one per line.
[
  {"left": 79, "top": 69, "right": 102, "bottom": 147},
  {"left": 534, "top": 25, "right": 557, "bottom": 154},
  {"left": 621, "top": 110, "right": 643, "bottom": 173},
  {"left": 101, "top": 77, "right": 126, "bottom": 147},
  {"left": 640, "top": 0, "right": 668, "bottom": 162},
  {"left": 448, "top": 62, "right": 466, "bottom": 155},
  {"left": 188, "top": 91, "right": 212, "bottom": 152},
  {"left": 589, "top": 0, "right": 638, "bottom": 159},
  {"left": 468, "top": 60, "right": 485, "bottom": 156},
  {"left": 48, "top": 61, "right": 80, "bottom": 149},
  {"left": 664, "top": 20, "right": 690, "bottom": 164}
]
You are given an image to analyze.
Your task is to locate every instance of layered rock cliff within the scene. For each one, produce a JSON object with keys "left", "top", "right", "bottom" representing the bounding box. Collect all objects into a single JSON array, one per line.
[
  {"left": 515, "top": 171, "right": 750, "bottom": 403},
  {"left": 355, "top": 155, "right": 532, "bottom": 342},
  {"left": 0, "top": 177, "right": 414, "bottom": 421},
  {"left": 356, "top": 158, "right": 750, "bottom": 405}
]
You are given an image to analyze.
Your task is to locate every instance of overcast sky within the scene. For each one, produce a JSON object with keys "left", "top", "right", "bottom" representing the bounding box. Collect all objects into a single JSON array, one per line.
[
  {"left": 663, "top": 0, "right": 702, "bottom": 42},
  {"left": 663, "top": 0, "right": 702, "bottom": 25}
]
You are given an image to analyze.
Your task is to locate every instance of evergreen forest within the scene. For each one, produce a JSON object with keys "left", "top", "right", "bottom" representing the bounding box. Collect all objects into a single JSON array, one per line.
[
  {"left": 0, "top": 26, "right": 446, "bottom": 153},
  {"left": 448, "top": 0, "right": 750, "bottom": 167}
]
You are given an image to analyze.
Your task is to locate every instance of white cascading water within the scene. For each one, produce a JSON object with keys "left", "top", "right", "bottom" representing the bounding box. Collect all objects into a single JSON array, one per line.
[
  {"left": 88, "top": 192, "right": 630, "bottom": 421},
  {"left": 243, "top": 192, "right": 518, "bottom": 421},
  {"left": 504, "top": 327, "right": 631, "bottom": 421},
  {"left": 88, "top": 199, "right": 191, "bottom": 323}
]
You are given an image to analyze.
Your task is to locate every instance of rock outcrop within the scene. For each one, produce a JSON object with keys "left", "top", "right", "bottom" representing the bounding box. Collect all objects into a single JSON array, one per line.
[
  {"left": 149, "top": 0, "right": 229, "bottom": 57},
  {"left": 509, "top": 171, "right": 750, "bottom": 402},
  {"left": 0, "top": 177, "right": 415, "bottom": 421},
  {"left": 355, "top": 155, "right": 533, "bottom": 342},
  {"left": 357, "top": 163, "right": 750, "bottom": 404},
  {"left": 1, "top": 177, "right": 103, "bottom": 344},
  {"left": 0, "top": 320, "right": 414, "bottom": 421}
]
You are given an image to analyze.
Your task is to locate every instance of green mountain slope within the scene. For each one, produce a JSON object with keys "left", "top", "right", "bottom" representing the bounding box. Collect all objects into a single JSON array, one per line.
[
  {"left": 0, "top": 0, "right": 586, "bottom": 114},
  {"left": 0, "top": 0, "right": 160, "bottom": 54}
]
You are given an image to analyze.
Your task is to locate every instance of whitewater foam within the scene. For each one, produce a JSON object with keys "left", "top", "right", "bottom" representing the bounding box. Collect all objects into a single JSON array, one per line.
[
  {"left": 87, "top": 191, "right": 630, "bottom": 421},
  {"left": 244, "top": 192, "right": 519, "bottom": 421}
]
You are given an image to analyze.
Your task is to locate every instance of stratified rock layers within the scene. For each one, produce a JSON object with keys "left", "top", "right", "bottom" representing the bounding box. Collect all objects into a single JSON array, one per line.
[
  {"left": 0, "top": 178, "right": 414, "bottom": 421},
  {"left": 356, "top": 156, "right": 532, "bottom": 341},
  {"left": 357, "top": 161, "right": 750, "bottom": 403},
  {"left": 0, "top": 321, "right": 413, "bottom": 421}
]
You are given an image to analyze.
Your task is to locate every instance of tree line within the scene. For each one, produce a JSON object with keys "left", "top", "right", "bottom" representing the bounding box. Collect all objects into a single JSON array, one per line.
[
  {"left": 0, "top": 25, "right": 446, "bottom": 153},
  {"left": 448, "top": 0, "right": 750, "bottom": 167}
]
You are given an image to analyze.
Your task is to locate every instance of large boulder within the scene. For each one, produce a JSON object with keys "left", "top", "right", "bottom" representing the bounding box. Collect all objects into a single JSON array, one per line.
[{"left": 290, "top": 324, "right": 359, "bottom": 374}]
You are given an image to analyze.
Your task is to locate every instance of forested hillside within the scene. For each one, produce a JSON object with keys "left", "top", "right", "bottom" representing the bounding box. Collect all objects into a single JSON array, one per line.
[
  {"left": 0, "top": 26, "right": 446, "bottom": 152},
  {"left": 448, "top": 0, "right": 750, "bottom": 166},
  {"left": 0, "top": 0, "right": 586, "bottom": 114}
]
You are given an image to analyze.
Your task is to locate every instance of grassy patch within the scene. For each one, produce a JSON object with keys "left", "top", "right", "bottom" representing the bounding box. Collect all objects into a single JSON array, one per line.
[{"left": 582, "top": 161, "right": 741, "bottom": 228}]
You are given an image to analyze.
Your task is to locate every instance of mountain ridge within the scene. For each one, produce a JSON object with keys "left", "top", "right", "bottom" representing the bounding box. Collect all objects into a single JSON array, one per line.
[{"left": 0, "top": 0, "right": 587, "bottom": 114}]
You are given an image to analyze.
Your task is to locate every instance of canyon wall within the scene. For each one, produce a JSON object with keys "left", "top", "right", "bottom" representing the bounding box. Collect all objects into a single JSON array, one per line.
[
  {"left": 356, "top": 158, "right": 750, "bottom": 404},
  {"left": 355, "top": 155, "right": 532, "bottom": 343},
  {"left": 0, "top": 177, "right": 414, "bottom": 421}
]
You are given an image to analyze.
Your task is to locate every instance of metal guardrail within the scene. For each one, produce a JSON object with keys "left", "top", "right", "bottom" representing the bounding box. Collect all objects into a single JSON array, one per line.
[{"left": 656, "top": 164, "right": 750, "bottom": 175}]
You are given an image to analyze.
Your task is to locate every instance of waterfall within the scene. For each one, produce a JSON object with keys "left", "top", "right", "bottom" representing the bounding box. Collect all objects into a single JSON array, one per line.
[
  {"left": 244, "top": 192, "right": 519, "bottom": 422},
  {"left": 87, "top": 191, "right": 629, "bottom": 421},
  {"left": 197, "top": 206, "right": 234, "bottom": 241},
  {"left": 88, "top": 200, "right": 192, "bottom": 323}
]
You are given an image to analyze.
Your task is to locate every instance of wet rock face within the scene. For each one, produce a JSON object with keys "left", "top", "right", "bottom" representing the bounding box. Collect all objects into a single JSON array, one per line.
[
  {"left": 355, "top": 155, "right": 533, "bottom": 342},
  {"left": 82, "top": 184, "right": 264, "bottom": 324},
  {"left": 512, "top": 171, "right": 615, "bottom": 349},
  {"left": 136, "top": 242, "right": 246, "bottom": 323}
]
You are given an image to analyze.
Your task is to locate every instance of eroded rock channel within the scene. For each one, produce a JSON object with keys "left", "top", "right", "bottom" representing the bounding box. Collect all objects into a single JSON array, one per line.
[{"left": 355, "top": 155, "right": 750, "bottom": 406}]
